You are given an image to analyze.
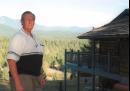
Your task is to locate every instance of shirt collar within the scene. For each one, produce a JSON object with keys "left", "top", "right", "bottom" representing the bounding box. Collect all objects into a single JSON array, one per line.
[{"left": 20, "top": 28, "right": 35, "bottom": 38}]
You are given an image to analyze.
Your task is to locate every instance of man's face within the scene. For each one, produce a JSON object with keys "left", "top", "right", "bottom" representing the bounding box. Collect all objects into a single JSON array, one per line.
[{"left": 22, "top": 13, "right": 35, "bottom": 32}]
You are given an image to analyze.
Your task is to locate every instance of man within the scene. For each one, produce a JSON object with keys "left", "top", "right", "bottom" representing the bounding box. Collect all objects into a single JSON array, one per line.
[{"left": 7, "top": 11, "right": 46, "bottom": 91}]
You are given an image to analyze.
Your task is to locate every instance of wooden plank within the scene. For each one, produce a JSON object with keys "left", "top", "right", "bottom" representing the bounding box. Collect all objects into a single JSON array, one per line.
[{"left": 66, "top": 63, "right": 129, "bottom": 84}]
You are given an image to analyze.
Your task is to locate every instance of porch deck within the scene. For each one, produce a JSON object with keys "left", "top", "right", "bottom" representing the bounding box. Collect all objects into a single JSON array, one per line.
[{"left": 65, "top": 50, "right": 129, "bottom": 84}]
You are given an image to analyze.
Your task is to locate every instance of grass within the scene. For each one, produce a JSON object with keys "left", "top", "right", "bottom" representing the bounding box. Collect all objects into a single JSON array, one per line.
[{"left": 0, "top": 80, "right": 10, "bottom": 91}]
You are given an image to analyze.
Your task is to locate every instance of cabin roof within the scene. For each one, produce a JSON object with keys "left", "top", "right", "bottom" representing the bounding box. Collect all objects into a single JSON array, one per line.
[{"left": 78, "top": 9, "right": 129, "bottom": 39}]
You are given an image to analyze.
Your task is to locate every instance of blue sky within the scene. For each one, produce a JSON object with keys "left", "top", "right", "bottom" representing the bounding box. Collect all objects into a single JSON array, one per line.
[{"left": 0, "top": 0, "right": 129, "bottom": 27}]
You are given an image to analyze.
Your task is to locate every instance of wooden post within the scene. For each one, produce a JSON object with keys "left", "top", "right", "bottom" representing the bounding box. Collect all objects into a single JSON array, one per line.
[
  {"left": 92, "top": 40, "right": 96, "bottom": 91},
  {"left": 77, "top": 50, "right": 80, "bottom": 91},
  {"left": 107, "top": 52, "right": 111, "bottom": 72},
  {"left": 64, "top": 49, "right": 67, "bottom": 91}
]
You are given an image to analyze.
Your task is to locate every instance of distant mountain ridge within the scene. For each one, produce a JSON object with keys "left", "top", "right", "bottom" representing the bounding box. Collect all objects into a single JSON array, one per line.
[
  {"left": 0, "top": 16, "right": 91, "bottom": 39},
  {"left": 0, "top": 16, "right": 20, "bottom": 29}
]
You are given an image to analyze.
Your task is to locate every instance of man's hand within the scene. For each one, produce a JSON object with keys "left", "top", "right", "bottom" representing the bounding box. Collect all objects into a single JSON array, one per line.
[
  {"left": 38, "top": 75, "right": 46, "bottom": 87},
  {"left": 40, "top": 79, "right": 46, "bottom": 87},
  {"left": 15, "top": 83, "right": 24, "bottom": 91}
]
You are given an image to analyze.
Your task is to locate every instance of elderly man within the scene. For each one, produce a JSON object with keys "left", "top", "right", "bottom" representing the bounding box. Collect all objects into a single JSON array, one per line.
[{"left": 7, "top": 11, "right": 46, "bottom": 91}]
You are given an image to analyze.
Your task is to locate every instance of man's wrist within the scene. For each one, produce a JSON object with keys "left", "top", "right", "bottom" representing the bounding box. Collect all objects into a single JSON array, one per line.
[{"left": 40, "top": 69, "right": 47, "bottom": 79}]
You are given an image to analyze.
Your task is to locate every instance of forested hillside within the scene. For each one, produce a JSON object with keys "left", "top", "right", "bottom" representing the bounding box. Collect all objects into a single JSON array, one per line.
[
  {"left": 0, "top": 37, "right": 88, "bottom": 80},
  {"left": 0, "top": 16, "right": 90, "bottom": 80}
]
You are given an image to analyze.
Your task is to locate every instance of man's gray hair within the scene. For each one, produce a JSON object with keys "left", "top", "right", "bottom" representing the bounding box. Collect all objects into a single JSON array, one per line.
[{"left": 21, "top": 11, "right": 35, "bottom": 22}]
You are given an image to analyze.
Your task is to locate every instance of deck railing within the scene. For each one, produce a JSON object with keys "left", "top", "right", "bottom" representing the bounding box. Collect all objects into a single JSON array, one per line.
[{"left": 65, "top": 50, "right": 120, "bottom": 74}]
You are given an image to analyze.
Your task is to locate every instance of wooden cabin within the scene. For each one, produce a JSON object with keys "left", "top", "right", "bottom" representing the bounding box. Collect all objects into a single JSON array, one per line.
[{"left": 64, "top": 9, "right": 129, "bottom": 91}]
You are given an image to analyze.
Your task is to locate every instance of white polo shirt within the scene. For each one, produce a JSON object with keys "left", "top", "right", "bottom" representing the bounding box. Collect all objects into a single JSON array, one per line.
[
  {"left": 7, "top": 29, "right": 44, "bottom": 76},
  {"left": 7, "top": 29, "right": 43, "bottom": 61}
]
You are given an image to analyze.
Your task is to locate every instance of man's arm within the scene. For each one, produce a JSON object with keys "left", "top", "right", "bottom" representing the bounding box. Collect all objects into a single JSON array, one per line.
[
  {"left": 38, "top": 68, "right": 47, "bottom": 87},
  {"left": 40, "top": 68, "right": 47, "bottom": 79},
  {"left": 8, "top": 59, "right": 24, "bottom": 91}
]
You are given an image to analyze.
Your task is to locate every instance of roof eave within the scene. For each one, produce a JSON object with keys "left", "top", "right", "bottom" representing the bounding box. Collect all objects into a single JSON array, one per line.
[{"left": 78, "top": 34, "right": 129, "bottom": 39}]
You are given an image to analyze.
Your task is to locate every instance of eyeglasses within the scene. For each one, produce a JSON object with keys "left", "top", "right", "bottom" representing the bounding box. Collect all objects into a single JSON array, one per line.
[{"left": 33, "top": 38, "right": 38, "bottom": 48}]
